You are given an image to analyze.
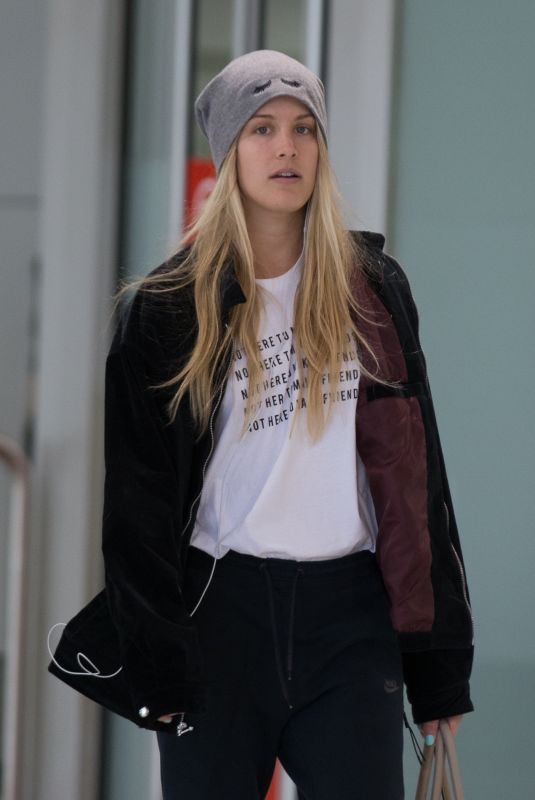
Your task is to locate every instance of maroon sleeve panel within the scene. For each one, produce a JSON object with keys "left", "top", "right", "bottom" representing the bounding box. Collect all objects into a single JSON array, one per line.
[
  {"left": 358, "top": 392, "right": 434, "bottom": 633},
  {"left": 354, "top": 279, "right": 435, "bottom": 635}
]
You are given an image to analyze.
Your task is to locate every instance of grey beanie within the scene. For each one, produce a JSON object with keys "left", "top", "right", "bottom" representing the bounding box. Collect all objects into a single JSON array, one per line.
[{"left": 194, "top": 49, "right": 327, "bottom": 172}]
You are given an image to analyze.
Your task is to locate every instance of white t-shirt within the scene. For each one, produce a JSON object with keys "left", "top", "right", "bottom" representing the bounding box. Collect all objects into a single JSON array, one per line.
[{"left": 190, "top": 247, "right": 378, "bottom": 561}]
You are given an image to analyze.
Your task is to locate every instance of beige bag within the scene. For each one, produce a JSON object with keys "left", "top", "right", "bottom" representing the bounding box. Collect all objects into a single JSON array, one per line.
[{"left": 415, "top": 719, "right": 465, "bottom": 800}]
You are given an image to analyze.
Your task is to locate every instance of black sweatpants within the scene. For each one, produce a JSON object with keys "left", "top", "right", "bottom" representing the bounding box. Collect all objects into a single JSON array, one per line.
[{"left": 157, "top": 544, "right": 404, "bottom": 799}]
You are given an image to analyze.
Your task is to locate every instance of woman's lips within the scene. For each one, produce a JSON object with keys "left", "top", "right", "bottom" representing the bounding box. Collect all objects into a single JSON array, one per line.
[{"left": 270, "top": 175, "right": 301, "bottom": 183}]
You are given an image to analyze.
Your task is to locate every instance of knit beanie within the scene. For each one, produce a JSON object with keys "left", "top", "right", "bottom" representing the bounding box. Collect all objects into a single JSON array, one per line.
[{"left": 194, "top": 49, "right": 327, "bottom": 173}]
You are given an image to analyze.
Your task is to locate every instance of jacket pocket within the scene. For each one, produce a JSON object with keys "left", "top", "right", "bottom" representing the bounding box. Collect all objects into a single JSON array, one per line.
[{"left": 47, "top": 589, "right": 179, "bottom": 732}]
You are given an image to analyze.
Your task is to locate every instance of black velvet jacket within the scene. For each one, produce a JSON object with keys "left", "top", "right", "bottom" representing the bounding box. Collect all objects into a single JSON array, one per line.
[{"left": 48, "top": 230, "right": 474, "bottom": 731}]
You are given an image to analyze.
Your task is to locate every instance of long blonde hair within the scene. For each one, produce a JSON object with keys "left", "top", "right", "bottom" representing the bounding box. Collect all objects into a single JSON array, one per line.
[{"left": 112, "top": 129, "right": 387, "bottom": 443}]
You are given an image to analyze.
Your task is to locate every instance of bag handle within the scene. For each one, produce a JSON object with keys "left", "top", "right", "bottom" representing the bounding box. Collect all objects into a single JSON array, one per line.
[{"left": 415, "top": 720, "right": 464, "bottom": 800}]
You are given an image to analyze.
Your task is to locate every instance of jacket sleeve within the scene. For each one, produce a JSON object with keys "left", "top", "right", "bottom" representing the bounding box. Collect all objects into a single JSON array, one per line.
[
  {"left": 356, "top": 246, "right": 475, "bottom": 726},
  {"left": 402, "top": 647, "right": 474, "bottom": 725},
  {"left": 391, "top": 256, "right": 475, "bottom": 724},
  {"left": 101, "top": 291, "right": 207, "bottom": 727}
]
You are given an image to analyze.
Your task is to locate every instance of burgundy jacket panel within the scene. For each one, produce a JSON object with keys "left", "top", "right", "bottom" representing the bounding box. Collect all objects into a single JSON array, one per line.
[{"left": 353, "top": 273, "right": 434, "bottom": 634}]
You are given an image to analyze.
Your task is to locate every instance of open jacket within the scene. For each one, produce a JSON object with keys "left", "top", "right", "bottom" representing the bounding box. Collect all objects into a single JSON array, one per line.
[{"left": 48, "top": 230, "right": 474, "bottom": 732}]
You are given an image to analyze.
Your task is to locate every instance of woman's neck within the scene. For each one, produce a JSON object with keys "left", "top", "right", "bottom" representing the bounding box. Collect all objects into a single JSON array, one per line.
[{"left": 245, "top": 209, "right": 305, "bottom": 279}]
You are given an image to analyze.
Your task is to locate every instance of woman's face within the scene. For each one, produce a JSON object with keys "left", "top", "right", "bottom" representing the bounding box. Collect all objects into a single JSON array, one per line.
[{"left": 236, "top": 96, "right": 319, "bottom": 220}]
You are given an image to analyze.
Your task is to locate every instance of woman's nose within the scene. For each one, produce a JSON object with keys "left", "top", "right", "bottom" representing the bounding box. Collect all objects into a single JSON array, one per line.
[{"left": 275, "top": 131, "right": 297, "bottom": 157}]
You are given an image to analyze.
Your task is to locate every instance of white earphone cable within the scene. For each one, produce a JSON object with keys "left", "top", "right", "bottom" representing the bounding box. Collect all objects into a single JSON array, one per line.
[{"left": 47, "top": 622, "right": 123, "bottom": 679}]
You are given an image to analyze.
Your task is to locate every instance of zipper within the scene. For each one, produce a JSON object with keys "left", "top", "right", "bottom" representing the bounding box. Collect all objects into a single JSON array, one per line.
[
  {"left": 173, "top": 341, "right": 234, "bottom": 736},
  {"left": 443, "top": 500, "right": 475, "bottom": 643},
  {"left": 179, "top": 339, "right": 234, "bottom": 564}
]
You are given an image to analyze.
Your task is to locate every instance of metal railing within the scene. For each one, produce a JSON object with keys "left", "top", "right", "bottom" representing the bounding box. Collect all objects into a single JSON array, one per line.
[{"left": 0, "top": 432, "right": 30, "bottom": 800}]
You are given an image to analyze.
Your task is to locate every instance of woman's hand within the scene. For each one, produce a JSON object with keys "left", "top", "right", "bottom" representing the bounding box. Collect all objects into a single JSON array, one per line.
[
  {"left": 158, "top": 712, "right": 183, "bottom": 723},
  {"left": 420, "top": 714, "right": 464, "bottom": 744}
]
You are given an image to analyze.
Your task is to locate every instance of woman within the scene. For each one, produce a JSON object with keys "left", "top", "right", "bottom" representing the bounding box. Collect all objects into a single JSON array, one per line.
[{"left": 49, "top": 50, "right": 473, "bottom": 798}]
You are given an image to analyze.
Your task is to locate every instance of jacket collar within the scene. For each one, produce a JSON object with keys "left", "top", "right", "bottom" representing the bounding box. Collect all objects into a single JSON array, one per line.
[
  {"left": 220, "top": 264, "right": 246, "bottom": 318},
  {"left": 358, "top": 230, "right": 386, "bottom": 251}
]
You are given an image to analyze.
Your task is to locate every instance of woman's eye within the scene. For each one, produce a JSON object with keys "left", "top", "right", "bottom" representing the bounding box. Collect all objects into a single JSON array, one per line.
[
  {"left": 297, "top": 125, "right": 317, "bottom": 135},
  {"left": 252, "top": 124, "right": 315, "bottom": 136}
]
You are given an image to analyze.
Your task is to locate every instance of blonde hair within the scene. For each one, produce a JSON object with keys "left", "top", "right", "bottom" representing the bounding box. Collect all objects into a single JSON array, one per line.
[{"left": 112, "top": 129, "right": 387, "bottom": 443}]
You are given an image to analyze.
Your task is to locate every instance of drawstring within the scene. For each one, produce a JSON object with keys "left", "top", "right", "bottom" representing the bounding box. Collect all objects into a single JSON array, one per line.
[
  {"left": 287, "top": 567, "right": 303, "bottom": 681},
  {"left": 259, "top": 561, "right": 303, "bottom": 710}
]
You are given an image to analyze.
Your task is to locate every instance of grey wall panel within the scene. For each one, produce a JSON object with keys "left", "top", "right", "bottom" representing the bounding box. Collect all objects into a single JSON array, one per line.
[{"left": 389, "top": 2, "right": 535, "bottom": 795}]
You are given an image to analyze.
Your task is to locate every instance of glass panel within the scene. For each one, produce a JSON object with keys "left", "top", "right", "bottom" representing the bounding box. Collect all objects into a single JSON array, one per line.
[
  {"left": 184, "top": 0, "right": 233, "bottom": 228},
  {"left": 264, "top": 0, "right": 306, "bottom": 62},
  {"left": 120, "top": 0, "right": 179, "bottom": 280},
  {"left": 189, "top": 0, "right": 234, "bottom": 160}
]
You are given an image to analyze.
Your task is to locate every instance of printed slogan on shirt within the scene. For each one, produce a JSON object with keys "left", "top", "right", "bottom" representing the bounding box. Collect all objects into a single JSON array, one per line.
[{"left": 231, "top": 325, "right": 360, "bottom": 433}]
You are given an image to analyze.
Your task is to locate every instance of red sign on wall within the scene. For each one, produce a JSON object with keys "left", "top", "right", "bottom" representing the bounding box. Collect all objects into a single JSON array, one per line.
[{"left": 185, "top": 156, "right": 216, "bottom": 230}]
